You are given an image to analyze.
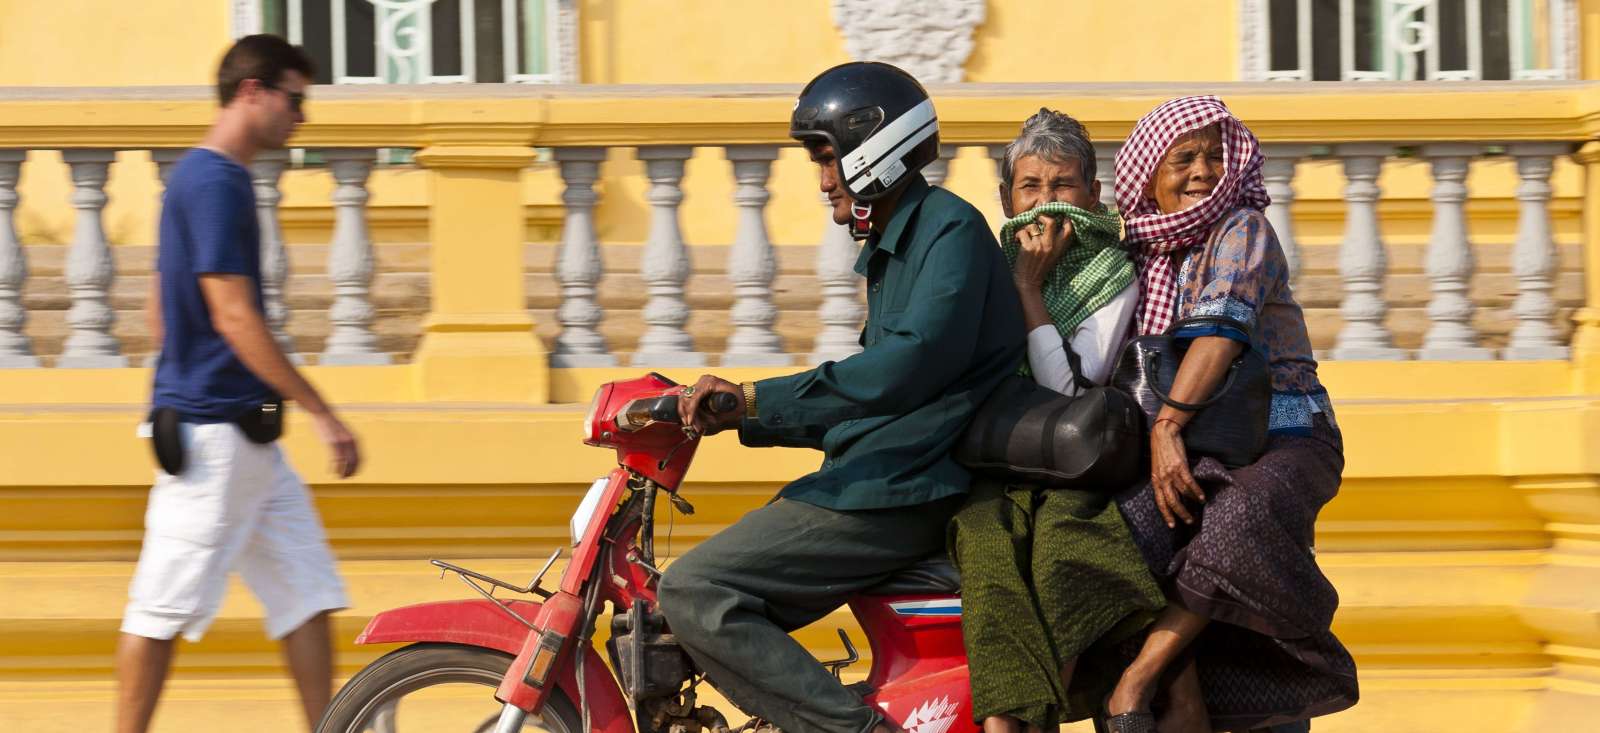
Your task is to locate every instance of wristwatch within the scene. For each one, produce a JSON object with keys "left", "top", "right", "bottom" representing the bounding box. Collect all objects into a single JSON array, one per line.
[{"left": 740, "top": 382, "right": 758, "bottom": 419}]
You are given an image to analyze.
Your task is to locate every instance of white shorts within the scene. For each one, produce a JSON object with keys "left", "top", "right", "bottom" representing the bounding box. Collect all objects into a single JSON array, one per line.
[{"left": 121, "top": 422, "right": 348, "bottom": 642}]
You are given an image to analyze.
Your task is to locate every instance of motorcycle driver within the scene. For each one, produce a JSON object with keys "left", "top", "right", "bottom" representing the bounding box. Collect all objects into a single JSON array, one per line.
[{"left": 666, "top": 62, "right": 1026, "bottom": 733}]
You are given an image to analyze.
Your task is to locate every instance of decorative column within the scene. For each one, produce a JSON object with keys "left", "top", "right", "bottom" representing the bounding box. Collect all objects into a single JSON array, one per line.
[
  {"left": 58, "top": 150, "right": 126, "bottom": 368},
  {"left": 1331, "top": 145, "right": 1405, "bottom": 360},
  {"left": 1502, "top": 143, "right": 1572, "bottom": 360},
  {"left": 550, "top": 147, "right": 615, "bottom": 367},
  {"left": 250, "top": 149, "right": 298, "bottom": 359},
  {"left": 0, "top": 151, "right": 37, "bottom": 367},
  {"left": 1262, "top": 145, "right": 1313, "bottom": 282},
  {"left": 807, "top": 191, "right": 865, "bottom": 365},
  {"left": 632, "top": 146, "right": 704, "bottom": 367},
  {"left": 721, "top": 146, "right": 789, "bottom": 366},
  {"left": 1418, "top": 144, "right": 1491, "bottom": 360},
  {"left": 319, "top": 149, "right": 389, "bottom": 365},
  {"left": 411, "top": 143, "right": 546, "bottom": 401}
]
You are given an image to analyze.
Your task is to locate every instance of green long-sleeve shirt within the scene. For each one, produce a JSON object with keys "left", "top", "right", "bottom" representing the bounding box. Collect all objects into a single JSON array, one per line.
[{"left": 740, "top": 175, "right": 1025, "bottom": 510}]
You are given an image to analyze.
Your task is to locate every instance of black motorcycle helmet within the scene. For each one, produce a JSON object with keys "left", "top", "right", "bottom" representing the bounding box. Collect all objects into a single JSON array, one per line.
[{"left": 790, "top": 62, "right": 940, "bottom": 203}]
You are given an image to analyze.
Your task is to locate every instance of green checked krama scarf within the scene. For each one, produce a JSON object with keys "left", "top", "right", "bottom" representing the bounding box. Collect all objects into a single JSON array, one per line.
[{"left": 999, "top": 202, "right": 1134, "bottom": 376}]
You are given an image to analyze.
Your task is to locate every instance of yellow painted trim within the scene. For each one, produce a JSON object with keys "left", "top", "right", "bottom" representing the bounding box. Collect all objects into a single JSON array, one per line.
[{"left": 1, "top": 83, "right": 1599, "bottom": 149}]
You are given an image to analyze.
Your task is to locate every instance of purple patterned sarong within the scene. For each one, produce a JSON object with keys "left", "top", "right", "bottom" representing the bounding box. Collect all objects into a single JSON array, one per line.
[{"left": 1115, "top": 414, "right": 1359, "bottom": 730}]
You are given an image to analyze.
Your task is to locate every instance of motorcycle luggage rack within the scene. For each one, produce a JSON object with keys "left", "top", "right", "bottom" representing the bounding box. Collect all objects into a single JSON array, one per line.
[{"left": 430, "top": 549, "right": 561, "bottom": 629}]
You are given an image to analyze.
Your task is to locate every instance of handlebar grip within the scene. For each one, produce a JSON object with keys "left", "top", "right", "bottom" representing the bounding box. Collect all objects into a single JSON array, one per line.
[{"left": 708, "top": 391, "right": 740, "bottom": 415}]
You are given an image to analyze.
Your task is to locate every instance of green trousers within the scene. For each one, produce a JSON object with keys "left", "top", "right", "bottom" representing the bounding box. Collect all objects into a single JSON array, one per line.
[
  {"left": 949, "top": 480, "right": 1165, "bottom": 728},
  {"left": 659, "top": 496, "right": 961, "bottom": 733}
]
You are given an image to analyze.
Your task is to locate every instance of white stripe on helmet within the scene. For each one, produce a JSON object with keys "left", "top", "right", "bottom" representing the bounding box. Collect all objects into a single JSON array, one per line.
[{"left": 841, "top": 99, "right": 938, "bottom": 189}]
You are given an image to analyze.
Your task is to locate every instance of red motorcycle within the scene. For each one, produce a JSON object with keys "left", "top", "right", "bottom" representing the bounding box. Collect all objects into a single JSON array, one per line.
[{"left": 319, "top": 373, "right": 975, "bottom": 733}]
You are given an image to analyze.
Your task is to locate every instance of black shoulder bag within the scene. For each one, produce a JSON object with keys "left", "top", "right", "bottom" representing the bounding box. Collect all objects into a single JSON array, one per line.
[
  {"left": 955, "top": 341, "right": 1145, "bottom": 491},
  {"left": 1109, "top": 314, "right": 1270, "bottom": 468}
]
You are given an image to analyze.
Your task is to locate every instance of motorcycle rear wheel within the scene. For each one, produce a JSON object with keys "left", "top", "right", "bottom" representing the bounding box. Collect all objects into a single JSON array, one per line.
[{"left": 317, "top": 642, "right": 583, "bottom": 733}]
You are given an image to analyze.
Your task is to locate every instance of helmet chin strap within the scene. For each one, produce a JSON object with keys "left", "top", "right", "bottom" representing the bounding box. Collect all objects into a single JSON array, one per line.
[{"left": 849, "top": 200, "right": 873, "bottom": 241}]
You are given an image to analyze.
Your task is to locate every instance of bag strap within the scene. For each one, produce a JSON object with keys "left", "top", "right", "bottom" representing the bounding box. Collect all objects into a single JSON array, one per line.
[
  {"left": 1060, "top": 338, "right": 1098, "bottom": 394},
  {"left": 1145, "top": 351, "right": 1244, "bottom": 411},
  {"left": 1147, "top": 314, "right": 1252, "bottom": 411}
]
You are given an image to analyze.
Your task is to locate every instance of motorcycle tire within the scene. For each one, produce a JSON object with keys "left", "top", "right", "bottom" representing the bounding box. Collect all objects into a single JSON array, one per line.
[{"left": 316, "top": 642, "right": 583, "bottom": 733}]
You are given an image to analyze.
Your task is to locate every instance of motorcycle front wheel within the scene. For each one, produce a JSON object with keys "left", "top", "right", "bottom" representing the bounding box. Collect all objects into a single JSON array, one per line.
[{"left": 317, "top": 643, "right": 582, "bottom": 733}]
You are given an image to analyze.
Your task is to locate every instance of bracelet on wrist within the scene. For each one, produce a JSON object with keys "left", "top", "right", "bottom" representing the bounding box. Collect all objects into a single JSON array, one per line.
[{"left": 1153, "top": 416, "right": 1185, "bottom": 433}]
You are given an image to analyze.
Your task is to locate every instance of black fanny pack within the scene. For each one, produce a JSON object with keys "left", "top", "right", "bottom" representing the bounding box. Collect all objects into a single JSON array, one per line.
[{"left": 147, "top": 400, "right": 285, "bottom": 475}]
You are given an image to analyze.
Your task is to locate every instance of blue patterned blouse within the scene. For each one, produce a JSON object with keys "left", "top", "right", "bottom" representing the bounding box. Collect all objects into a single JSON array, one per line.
[{"left": 1170, "top": 208, "right": 1336, "bottom": 436}]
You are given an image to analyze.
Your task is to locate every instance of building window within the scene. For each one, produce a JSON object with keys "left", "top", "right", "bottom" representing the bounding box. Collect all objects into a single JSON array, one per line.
[
  {"left": 257, "top": 0, "right": 574, "bottom": 84},
  {"left": 1242, "top": 0, "right": 1576, "bottom": 81}
]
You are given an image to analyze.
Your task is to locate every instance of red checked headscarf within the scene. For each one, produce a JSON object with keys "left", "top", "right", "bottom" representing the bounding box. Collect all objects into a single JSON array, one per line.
[{"left": 1115, "top": 96, "right": 1270, "bottom": 335}]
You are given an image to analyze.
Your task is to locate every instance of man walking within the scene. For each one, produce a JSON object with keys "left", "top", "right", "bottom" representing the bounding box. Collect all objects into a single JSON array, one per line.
[{"left": 117, "top": 34, "right": 360, "bottom": 733}]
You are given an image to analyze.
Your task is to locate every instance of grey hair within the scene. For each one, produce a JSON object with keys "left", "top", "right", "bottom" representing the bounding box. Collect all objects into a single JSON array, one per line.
[{"left": 999, "top": 108, "right": 1097, "bottom": 196}]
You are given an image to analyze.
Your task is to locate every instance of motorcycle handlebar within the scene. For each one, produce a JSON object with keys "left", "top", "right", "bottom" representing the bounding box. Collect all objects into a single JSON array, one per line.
[{"left": 622, "top": 390, "right": 741, "bottom": 431}]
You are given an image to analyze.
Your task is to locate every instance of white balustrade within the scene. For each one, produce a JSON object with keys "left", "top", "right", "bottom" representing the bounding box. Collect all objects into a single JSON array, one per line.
[
  {"left": 1262, "top": 144, "right": 1313, "bottom": 282},
  {"left": 320, "top": 148, "right": 390, "bottom": 365},
  {"left": 721, "top": 145, "right": 789, "bottom": 367},
  {"left": 251, "top": 150, "right": 298, "bottom": 360},
  {"left": 0, "top": 150, "right": 36, "bottom": 367},
  {"left": 551, "top": 147, "right": 616, "bottom": 367},
  {"left": 1419, "top": 144, "right": 1492, "bottom": 360},
  {"left": 58, "top": 150, "right": 125, "bottom": 368},
  {"left": 1503, "top": 143, "right": 1572, "bottom": 359},
  {"left": 632, "top": 146, "right": 705, "bottom": 367},
  {"left": 1331, "top": 145, "right": 1406, "bottom": 360}
]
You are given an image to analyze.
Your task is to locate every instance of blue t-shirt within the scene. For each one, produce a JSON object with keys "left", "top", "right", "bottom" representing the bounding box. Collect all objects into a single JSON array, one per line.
[{"left": 151, "top": 149, "right": 277, "bottom": 420}]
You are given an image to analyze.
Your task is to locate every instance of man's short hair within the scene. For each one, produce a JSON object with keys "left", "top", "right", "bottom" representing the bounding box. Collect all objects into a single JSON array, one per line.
[
  {"left": 1000, "top": 108, "right": 1098, "bottom": 197},
  {"left": 216, "top": 34, "right": 317, "bottom": 106}
]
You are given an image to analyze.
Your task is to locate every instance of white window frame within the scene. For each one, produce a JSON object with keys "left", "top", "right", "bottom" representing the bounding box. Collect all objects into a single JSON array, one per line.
[
  {"left": 237, "top": 0, "right": 579, "bottom": 84},
  {"left": 503, "top": 0, "right": 562, "bottom": 83},
  {"left": 1239, "top": 0, "right": 1577, "bottom": 81}
]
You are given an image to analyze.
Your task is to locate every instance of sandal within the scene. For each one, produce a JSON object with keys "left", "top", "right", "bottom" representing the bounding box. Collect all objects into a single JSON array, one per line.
[{"left": 1098, "top": 710, "right": 1157, "bottom": 733}]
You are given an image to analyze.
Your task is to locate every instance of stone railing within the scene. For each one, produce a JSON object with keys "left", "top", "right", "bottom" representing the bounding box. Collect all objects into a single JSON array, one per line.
[{"left": 0, "top": 82, "right": 1597, "bottom": 392}]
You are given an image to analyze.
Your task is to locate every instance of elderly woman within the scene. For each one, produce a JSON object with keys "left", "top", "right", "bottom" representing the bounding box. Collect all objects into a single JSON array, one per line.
[
  {"left": 1100, "top": 97, "right": 1359, "bottom": 733},
  {"left": 948, "top": 109, "right": 1165, "bottom": 733}
]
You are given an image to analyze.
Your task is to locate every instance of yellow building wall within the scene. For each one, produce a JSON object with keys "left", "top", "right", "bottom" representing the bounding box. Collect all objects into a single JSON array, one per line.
[
  {"left": 0, "top": 0, "right": 1584, "bottom": 252},
  {"left": 0, "top": 0, "right": 229, "bottom": 86}
]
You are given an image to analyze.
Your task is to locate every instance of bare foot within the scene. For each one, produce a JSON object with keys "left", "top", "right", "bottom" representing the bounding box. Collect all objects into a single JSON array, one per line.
[
  {"left": 1106, "top": 662, "right": 1160, "bottom": 716},
  {"left": 980, "top": 715, "right": 1027, "bottom": 733},
  {"left": 1155, "top": 661, "right": 1211, "bottom": 733}
]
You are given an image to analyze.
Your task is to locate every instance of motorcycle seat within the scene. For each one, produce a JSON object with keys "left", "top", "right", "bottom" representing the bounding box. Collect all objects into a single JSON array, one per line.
[{"left": 862, "top": 554, "right": 961, "bottom": 595}]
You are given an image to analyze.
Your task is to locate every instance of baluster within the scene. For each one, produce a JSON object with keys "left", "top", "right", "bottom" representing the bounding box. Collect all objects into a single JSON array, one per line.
[
  {"left": 251, "top": 150, "right": 298, "bottom": 360},
  {"left": 1503, "top": 143, "right": 1572, "bottom": 359},
  {"left": 141, "top": 150, "right": 185, "bottom": 367},
  {"left": 989, "top": 144, "right": 1008, "bottom": 208},
  {"left": 551, "top": 147, "right": 616, "bottom": 367},
  {"left": 921, "top": 144, "right": 958, "bottom": 189},
  {"left": 58, "top": 150, "right": 125, "bottom": 368},
  {"left": 721, "top": 145, "right": 789, "bottom": 366},
  {"left": 1094, "top": 142, "right": 1121, "bottom": 213},
  {"left": 807, "top": 191, "right": 865, "bottom": 364},
  {"left": 632, "top": 146, "right": 704, "bottom": 366},
  {"left": 1331, "top": 145, "right": 1405, "bottom": 360},
  {"left": 1262, "top": 145, "right": 1313, "bottom": 282},
  {"left": 319, "top": 149, "right": 389, "bottom": 365},
  {"left": 0, "top": 151, "right": 37, "bottom": 367},
  {"left": 1419, "top": 144, "right": 1491, "bottom": 360}
]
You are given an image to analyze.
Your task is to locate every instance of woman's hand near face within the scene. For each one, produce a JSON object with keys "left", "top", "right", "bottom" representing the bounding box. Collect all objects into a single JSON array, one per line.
[{"left": 1012, "top": 214, "right": 1074, "bottom": 288}]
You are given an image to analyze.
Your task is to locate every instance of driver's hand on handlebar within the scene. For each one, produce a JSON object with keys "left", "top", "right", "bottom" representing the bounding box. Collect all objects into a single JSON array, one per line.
[{"left": 678, "top": 374, "right": 746, "bottom": 437}]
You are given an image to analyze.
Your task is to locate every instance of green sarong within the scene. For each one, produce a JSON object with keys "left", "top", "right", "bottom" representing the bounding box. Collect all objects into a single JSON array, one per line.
[{"left": 949, "top": 479, "right": 1165, "bottom": 728}]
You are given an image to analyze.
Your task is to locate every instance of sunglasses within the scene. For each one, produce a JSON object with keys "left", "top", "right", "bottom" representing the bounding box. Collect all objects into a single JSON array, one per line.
[{"left": 256, "top": 79, "right": 306, "bottom": 113}]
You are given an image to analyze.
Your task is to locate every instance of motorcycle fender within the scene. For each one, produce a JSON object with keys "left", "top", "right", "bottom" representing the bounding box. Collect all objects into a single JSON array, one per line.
[{"left": 356, "top": 598, "right": 636, "bottom": 733}]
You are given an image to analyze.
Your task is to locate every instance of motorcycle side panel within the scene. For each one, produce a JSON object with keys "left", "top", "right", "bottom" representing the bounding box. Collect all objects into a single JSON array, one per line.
[
  {"left": 865, "top": 665, "right": 977, "bottom": 733},
  {"left": 850, "top": 594, "right": 977, "bottom": 733},
  {"left": 850, "top": 595, "right": 968, "bottom": 687},
  {"left": 356, "top": 598, "right": 636, "bottom": 733}
]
